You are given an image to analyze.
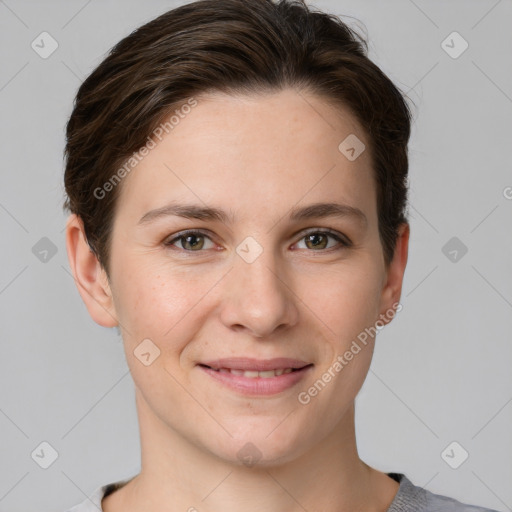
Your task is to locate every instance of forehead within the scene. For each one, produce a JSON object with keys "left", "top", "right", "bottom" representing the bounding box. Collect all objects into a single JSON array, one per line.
[{"left": 114, "top": 88, "right": 376, "bottom": 225}]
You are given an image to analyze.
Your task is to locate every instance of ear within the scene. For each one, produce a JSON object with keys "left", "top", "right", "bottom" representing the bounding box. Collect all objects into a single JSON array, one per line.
[
  {"left": 377, "top": 222, "right": 410, "bottom": 326},
  {"left": 65, "top": 213, "right": 118, "bottom": 328}
]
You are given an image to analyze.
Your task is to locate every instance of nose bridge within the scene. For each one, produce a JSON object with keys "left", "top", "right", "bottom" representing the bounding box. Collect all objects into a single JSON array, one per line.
[{"left": 219, "top": 239, "right": 298, "bottom": 337}]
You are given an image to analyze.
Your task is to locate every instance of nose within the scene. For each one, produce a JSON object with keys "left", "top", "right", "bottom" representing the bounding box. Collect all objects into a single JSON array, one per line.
[{"left": 219, "top": 246, "right": 299, "bottom": 338}]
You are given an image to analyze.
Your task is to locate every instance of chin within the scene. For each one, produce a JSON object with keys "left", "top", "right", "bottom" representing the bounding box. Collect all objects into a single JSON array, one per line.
[{"left": 206, "top": 426, "right": 308, "bottom": 469}]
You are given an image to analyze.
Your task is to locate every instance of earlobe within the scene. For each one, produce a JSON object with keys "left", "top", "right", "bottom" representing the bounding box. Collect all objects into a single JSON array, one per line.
[
  {"left": 377, "top": 222, "right": 410, "bottom": 326},
  {"left": 65, "top": 213, "right": 119, "bottom": 328}
]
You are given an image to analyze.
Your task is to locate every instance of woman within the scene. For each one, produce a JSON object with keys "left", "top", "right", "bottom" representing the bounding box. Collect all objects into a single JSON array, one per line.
[{"left": 62, "top": 0, "right": 499, "bottom": 510}]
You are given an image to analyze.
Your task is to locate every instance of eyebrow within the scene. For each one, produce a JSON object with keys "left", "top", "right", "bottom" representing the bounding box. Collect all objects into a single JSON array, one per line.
[{"left": 138, "top": 201, "right": 367, "bottom": 228}]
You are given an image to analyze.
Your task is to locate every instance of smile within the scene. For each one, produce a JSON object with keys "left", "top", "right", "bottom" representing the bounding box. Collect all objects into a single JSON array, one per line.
[
  {"left": 197, "top": 363, "right": 314, "bottom": 396},
  {"left": 208, "top": 367, "right": 297, "bottom": 378}
]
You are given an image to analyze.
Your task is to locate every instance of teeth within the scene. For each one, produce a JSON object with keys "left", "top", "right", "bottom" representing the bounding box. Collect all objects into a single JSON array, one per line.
[{"left": 214, "top": 367, "right": 296, "bottom": 378}]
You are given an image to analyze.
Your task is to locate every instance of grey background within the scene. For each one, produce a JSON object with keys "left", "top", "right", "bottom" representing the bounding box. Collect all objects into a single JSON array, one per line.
[{"left": 0, "top": 0, "right": 511, "bottom": 510}]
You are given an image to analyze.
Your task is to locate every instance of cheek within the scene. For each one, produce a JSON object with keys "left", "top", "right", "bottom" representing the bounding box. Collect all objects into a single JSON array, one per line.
[
  {"left": 112, "top": 258, "right": 222, "bottom": 355},
  {"left": 111, "top": 259, "right": 190, "bottom": 344},
  {"left": 297, "top": 260, "right": 382, "bottom": 342},
  {"left": 115, "top": 267, "right": 204, "bottom": 399},
  {"left": 299, "top": 267, "right": 380, "bottom": 417}
]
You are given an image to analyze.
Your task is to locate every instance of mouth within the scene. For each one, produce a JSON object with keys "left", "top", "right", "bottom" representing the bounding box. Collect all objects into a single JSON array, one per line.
[
  {"left": 198, "top": 364, "right": 311, "bottom": 378},
  {"left": 197, "top": 358, "right": 314, "bottom": 396}
]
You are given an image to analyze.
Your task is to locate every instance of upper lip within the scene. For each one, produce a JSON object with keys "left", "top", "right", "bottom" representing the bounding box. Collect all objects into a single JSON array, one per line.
[{"left": 199, "top": 357, "right": 312, "bottom": 371}]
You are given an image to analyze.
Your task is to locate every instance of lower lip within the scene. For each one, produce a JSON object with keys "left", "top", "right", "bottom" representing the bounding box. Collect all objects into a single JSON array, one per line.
[{"left": 198, "top": 365, "right": 313, "bottom": 396}]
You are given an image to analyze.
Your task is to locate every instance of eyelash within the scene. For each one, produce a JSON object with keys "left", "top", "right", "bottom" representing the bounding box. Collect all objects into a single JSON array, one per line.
[{"left": 163, "top": 229, "right": 351, "bottom": 253}]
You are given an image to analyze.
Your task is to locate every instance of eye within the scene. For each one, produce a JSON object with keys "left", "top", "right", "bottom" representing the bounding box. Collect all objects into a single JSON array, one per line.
[
  {"left": 163, "top": 229, "right": 351, "bottom": 253},
  {"left": 294, "top": 230, "right": 351, "bottom": 251},
  {"left": 164, "top": 230, "right": 216, "bottom": 251}
]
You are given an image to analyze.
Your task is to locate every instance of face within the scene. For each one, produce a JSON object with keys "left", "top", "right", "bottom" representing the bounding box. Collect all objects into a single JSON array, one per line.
[{"left": 80, "top": 88, "right": 408, "bottom": 466}]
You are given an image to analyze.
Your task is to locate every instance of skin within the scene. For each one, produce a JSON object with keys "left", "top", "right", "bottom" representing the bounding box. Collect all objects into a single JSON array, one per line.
[{"left": 66, "top": 87, "right": 409, "bottom": 512}]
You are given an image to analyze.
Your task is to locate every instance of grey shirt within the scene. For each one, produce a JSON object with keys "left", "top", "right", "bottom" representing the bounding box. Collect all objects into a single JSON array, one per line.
[{"left": 65, "top": 472, "right": 500, "bottom": 511}]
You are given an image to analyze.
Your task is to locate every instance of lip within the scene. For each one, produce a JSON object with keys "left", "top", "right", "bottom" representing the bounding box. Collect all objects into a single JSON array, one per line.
[
  {"left": 199, "top": 357, "right": 311, "bottom": 371},
  {"left": 197, "top": 358, "right": 314, "bottom": 396}
]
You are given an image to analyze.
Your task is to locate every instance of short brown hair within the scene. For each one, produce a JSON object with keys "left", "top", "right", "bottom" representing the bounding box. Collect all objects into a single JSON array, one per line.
[{"left": 63, "top": 0, "right": 412, "bottom": 278}]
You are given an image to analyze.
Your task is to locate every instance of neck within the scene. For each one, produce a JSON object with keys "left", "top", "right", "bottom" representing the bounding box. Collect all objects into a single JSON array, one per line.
[{"left": 106, "top": 389, "right": 397, "bottom": 512}]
